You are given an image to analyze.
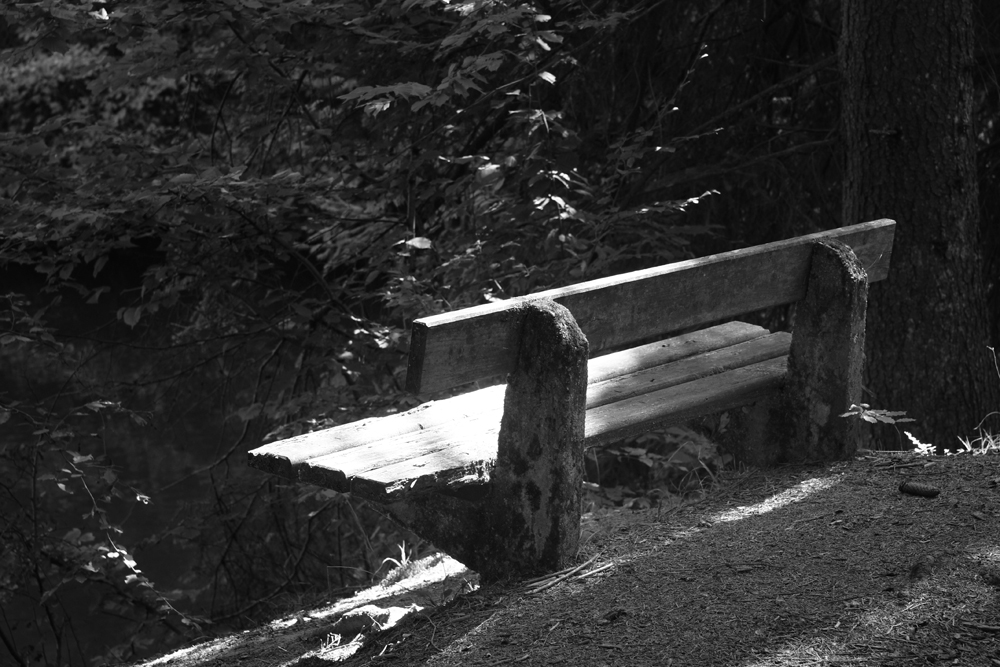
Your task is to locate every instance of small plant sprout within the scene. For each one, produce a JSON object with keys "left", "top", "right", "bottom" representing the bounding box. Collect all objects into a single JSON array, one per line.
[
  {"left": 904, "top": 431, "right": 935, "bottom": 456},
  {"left": 380, "top": 541, "right": 411, "bottom": 574},
  {"left": 839, "top": 403, "right": 916, "bottom": 425},
  {"left": 840, "top": 403, "right": 920, "bottom": 451},
  {"left": 955, "top": 410, "right": 1000, "bottom": 455},
  {"left": 953, "top": 345, "right": 1000, "bottom": 455}
]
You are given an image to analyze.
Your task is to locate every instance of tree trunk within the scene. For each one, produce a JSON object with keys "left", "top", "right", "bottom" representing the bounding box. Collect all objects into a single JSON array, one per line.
[{"left": 841, "top": 0, "right": 999, "bottom": 449}]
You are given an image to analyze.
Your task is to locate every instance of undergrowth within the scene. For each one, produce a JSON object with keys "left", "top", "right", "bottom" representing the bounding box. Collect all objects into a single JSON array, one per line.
[{"left": 843, "top": 344, "right": 1000, "bottom": 457}]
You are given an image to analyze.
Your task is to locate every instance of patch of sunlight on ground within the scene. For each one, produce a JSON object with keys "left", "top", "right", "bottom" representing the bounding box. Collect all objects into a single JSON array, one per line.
[
  {"left": 278, "top": 604, "right": 418, "bottom": 666},
  {"left": 966, "top": 543, "right": 1000, "bottom": 564},
  {"left": 740, "top": 637, "right": 870, "bottom": 667},
  {"left": 584, "top": 475, "right": 842, "bottom": 569},
  {"left": 136, "top": 554, "right": 472, "bottom": 667},
  {"left": 712, "top": 476, "right": 841, "bottom": 523},
  {"left": 738, "top": 555, "right": 995, "bottom": 667}
]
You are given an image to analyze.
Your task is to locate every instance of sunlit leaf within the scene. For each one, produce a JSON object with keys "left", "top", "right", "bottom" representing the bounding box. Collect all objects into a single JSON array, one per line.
[
  {"left": 365, "top": 99, "right": 392, "bottom": 116},
  {"left": 404, "top": 237, "right": 433, "bottom": 250},
  {"left": 120, "top": 307, "right": 142, "bottom": 327},
  {"left": 236, "top": 403, "right": 264, "bottom": 422}
]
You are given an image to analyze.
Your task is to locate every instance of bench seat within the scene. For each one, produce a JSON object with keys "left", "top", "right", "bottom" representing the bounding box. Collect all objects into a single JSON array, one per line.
[{"left": 249, "top": 321, "right": 790, "bottom": 503}]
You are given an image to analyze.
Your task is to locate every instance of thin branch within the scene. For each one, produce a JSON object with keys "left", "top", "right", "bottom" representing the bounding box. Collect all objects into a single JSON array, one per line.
[
  {"left": 623, "top": 55, "right": 837, "bottom": 204},
  {"left": 155, "top": 340, "right": 283, "bottom": 494},
  {"left": 209, "top": 501, "right": 334, "bottom": 623},
  {"left": 210, "top": 71, "right": 244, "bottom": 165},
  {"left": 0, "top": 606, "right": 27, "bottom": 667}
]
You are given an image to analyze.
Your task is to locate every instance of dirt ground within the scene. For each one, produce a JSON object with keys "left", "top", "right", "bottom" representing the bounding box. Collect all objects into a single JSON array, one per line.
[{"left": 137, "top": 449, "right": 1000, "bottom": 667}]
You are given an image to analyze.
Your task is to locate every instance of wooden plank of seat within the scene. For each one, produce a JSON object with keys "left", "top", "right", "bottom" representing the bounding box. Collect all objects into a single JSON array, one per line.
[
  {"left": 247, "top": 384, "right": 505, "bottom": 486},
  {"left": 249, "top": 322, "right": 790, "bottom": 503},
  {"left": 407, "top": 219, "right": 895, "bottom": 394},
  {"left": 585, "top": 356, "right": 787, "bottom": 447}
]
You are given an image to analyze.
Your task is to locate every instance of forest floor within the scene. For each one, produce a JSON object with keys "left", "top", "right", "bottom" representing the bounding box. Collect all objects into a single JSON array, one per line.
[{"left": 136, "top": 449, "right": 1000, "bottom": 667}]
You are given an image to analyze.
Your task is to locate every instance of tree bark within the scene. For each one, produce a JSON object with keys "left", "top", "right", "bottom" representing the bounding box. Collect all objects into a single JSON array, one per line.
[{"left": 840, "top": 0, "right": 999, "bottom": 449}]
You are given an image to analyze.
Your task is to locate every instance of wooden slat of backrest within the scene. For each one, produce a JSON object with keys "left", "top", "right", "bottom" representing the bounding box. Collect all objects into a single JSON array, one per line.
[
  {"left": 587, "top": 332, "right": 791, "bottom": 409},
  {"left": 406, "top": 219, "right": 895, "bottom": 394},
  {"left": 587, "top": 321, "right": 769, "bottom": 384}
]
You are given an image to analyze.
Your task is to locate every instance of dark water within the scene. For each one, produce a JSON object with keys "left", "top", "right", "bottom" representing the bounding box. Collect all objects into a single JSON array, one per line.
[
  {"left": 2, "top": 340, "right": 225, "bottom": 662},
  {"left": 0, "top": 295, "right": 281, "bottom": 664},
  {"left": 1, "top": 262, "right": 406, "bottom": 665}
]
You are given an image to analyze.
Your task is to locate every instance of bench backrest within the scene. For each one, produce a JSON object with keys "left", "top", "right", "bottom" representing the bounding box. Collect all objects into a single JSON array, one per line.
[{"left": 406, "top": 219, "right": 896, "bottom": 394}]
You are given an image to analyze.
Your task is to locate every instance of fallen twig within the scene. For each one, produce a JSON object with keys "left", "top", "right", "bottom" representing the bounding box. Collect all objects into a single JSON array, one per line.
[
  {"left": 575, "top": 562, "right": 615, "bottom": 580},
  {"left": 486, "top": 653, "right": 530, "bottom": 665},
  {"left": 963, "top": 621, "right": 1000, "bottom": 632},
  {"left": 417, "top": 613, "right": 440, "bottom": 652},
  {"left": 525, "top": 553, "right": 600, "bottom": 594},
  {"left": 522, "top": 561, "right": 584, "bottom": 585},
  {"left": 873, "top": 461, "right": 930, "bottom": 470}
]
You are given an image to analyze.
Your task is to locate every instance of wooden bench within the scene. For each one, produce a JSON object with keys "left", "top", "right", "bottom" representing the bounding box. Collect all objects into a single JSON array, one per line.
[{"left": 249, "top": 219, "right": 895, "bottom": 580}]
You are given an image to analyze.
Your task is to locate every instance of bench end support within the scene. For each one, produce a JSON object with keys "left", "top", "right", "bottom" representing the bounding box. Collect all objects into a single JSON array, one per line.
[
  {"left": 785, "top": 239, "right": 869, "bottom": 460},
  {"left": 474, "top": 298, "right": 588, "bottom": 581}
]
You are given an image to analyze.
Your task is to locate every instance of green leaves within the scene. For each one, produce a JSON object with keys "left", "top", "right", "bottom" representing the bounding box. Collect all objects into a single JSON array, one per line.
[
  {"left": 340, "top": 82, "right": 433, "bottom": 115},
  {"left": 840, "top": 403, "right": 915, "bottom": 425}
]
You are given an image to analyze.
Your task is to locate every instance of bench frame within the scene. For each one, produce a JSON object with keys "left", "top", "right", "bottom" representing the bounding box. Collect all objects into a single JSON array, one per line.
[{"left": 249, "top": 220, "right": 895, "bottom": 580}]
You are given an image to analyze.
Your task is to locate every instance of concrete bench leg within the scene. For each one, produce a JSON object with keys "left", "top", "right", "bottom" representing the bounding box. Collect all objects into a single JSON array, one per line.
[
  {"left": 473, "top": 298, "right": 589, "bottom": 581},
  {"left": 377, "top": 299, "right": 587, "bottom": 581},
  {"left": 724, "top": 240, "right": 869, "bottom": 466},
  {"left": 785, "top": 239, "right": 869, "bottom": 461}
]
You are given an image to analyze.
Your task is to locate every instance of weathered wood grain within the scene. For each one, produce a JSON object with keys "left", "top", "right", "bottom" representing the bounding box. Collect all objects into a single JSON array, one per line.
[
  {"left": 406, "top": 219, "right": 894, "bottom": 393},
  {"left": 588, "top": 331, "right": 790, "bottom": 408},
  {"left": 248, "top": 384, "right": 505, "bottom": 490},
  {"left": 587, "top": 321, "right": 769, "bottom": 384},
  {"left": 585, "top": 356, "right": 788, "bottom": 447},
  {"left": 325, "top": 440, "right": 497, "bottom": 502}
]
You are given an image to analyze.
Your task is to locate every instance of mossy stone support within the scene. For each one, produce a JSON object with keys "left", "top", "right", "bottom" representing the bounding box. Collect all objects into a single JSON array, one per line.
[
  {"left": 379, "top": 299, "right": 588, "bottom": 581},
  {"left": 473, "top": 298, "right": 589, "bottom": 581},
  {"left": 784, "top": 240, "right": 869, "bottom": 461}
]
